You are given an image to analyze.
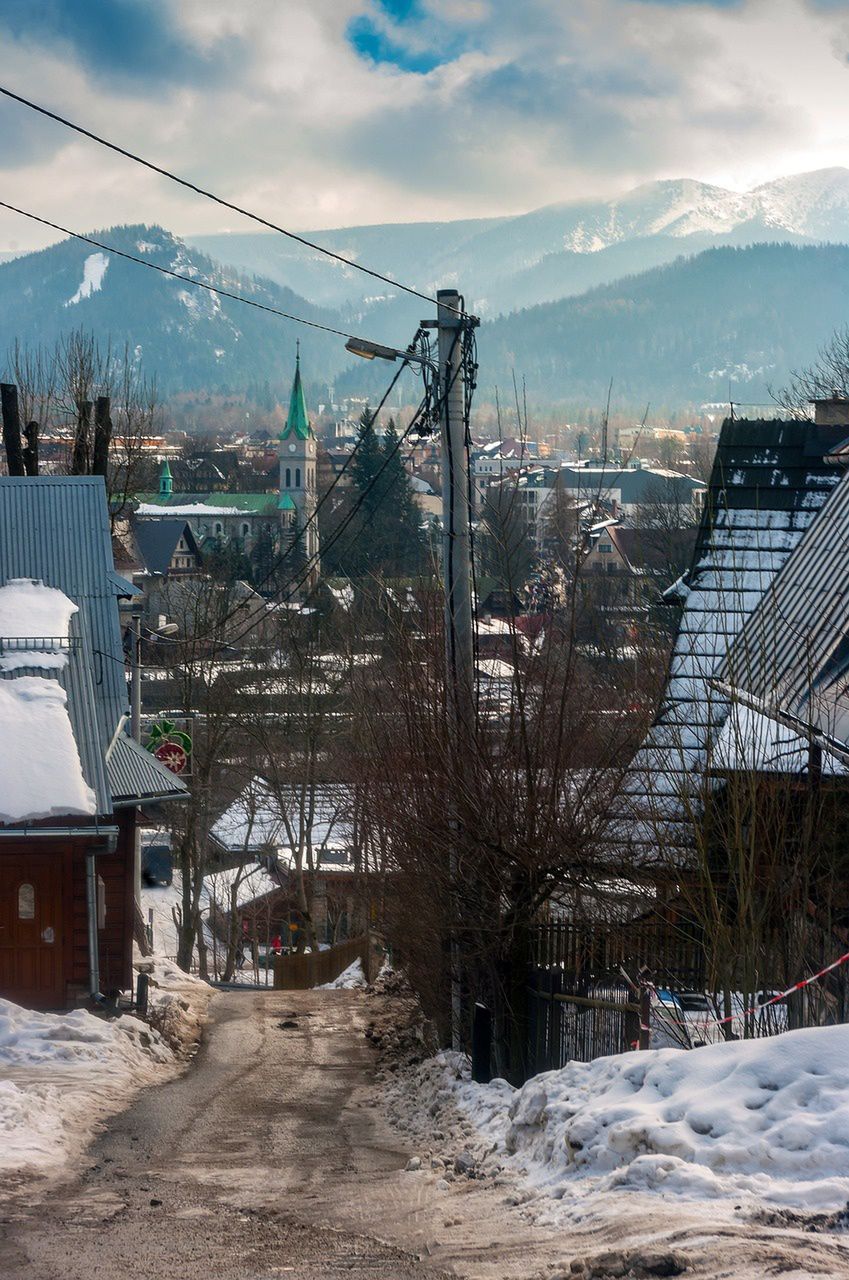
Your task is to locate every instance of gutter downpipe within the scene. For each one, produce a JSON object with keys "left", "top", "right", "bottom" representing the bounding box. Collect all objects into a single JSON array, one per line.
[{"left": 86, "top": 850, "right": 102, "bottom": 1001}]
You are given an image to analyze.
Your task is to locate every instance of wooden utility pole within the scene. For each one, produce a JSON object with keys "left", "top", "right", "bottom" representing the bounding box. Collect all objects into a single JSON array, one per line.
[
  {"left": 436, "top": 288, "right": 476, "bottom": 1051},
  {"left": 437, "top": 288, "right": 475, "bottom": 735},
  {"left": 92, "top": 395, "right": 112, "bottom": 477},
  {"left": 0, "top": 383, "right": 25, "bottom": 476}
]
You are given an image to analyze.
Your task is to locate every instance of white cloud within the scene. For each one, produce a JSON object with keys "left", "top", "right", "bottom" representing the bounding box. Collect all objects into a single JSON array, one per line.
[{"left": 0, "top": 0, "right": 847, "bottom": 255}]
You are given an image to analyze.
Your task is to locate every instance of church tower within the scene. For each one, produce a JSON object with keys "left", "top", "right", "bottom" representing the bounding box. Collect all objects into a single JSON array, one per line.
[{"left": 278, "top": 345, "right": 319, "bottom": 585}]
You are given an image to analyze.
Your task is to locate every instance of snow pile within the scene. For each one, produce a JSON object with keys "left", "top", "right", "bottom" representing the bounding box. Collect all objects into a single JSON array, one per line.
[
  {"left": 319, "top": 958, "right": 367, "bottom": 989},
  {"left": 64, "top": 252, "right": 109, "bottom": 306},
  {"left": 477, "top": 1026, "right": 849, "bottom": 1213},
  {"left": 0, "top": 956, "right": 211, "bottom": 1181},
  {"left": 0, "top": 999, "right": 170, "bottom": 1177},
  {"left": 388, "top": 1025, "right": 849, "bottom": 1223},
  {"left": 0, "top": 677, "right": 96, "bottom": 822}
]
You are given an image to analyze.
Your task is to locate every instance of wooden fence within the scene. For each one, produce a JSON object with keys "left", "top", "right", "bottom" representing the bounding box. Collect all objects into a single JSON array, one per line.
[{"left": 273, "top": 933, "right": 381, "bottom": 990}]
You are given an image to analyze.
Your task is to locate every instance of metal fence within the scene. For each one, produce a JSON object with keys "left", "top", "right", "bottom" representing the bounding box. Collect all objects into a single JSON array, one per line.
[{"left": 527, "top": 913, "right": 705, "bottom": 1072}]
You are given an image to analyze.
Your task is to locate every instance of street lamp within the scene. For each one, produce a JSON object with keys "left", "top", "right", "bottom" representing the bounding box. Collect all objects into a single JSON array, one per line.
[{"left": 345, "top": 336, "right": 432, "bottom": 369}]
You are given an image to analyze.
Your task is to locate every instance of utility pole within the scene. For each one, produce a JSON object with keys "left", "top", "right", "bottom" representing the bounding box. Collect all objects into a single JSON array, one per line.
[
  {"left": 436, "top": 288, "right": 475, "bottom": 1051},
  {"left": 130, "top": 612, "right": 142, "bottom": 743},
  {"left": 437, "top": 289, "right": 475, "bottom": 731}
]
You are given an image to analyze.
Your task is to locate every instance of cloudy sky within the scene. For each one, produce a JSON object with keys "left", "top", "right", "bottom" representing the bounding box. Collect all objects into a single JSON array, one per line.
[{"left": 1, "top": 0, "right": 848, "bottom": 252}]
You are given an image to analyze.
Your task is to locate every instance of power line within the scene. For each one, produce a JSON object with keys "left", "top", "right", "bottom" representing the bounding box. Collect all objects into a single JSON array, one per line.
[
  {"left": 224, "top": 404, "right": 430, "bottom": 648},
  {"left": 0, "top": 84, "right": 469, "bottom": 320},
  {"left": 161, "top": 352, "right": 424, "bottom": 653},
  {"left": 0, "top": 199, "right": 385, "bottom": 345}
]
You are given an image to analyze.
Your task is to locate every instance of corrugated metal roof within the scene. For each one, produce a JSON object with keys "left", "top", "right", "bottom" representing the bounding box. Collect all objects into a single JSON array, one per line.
[
  {"left": 0, "top": 477, "right": 128, "bottom": 750},
  {"left": 107, "top": 732, "right": 188, "bottom": 805},
  {"left": 718, "top": 465, "right": 849, "bottom": 742}
]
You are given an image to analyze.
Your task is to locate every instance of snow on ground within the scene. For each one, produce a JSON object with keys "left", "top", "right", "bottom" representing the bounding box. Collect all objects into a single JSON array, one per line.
[
  {"left": 385, "top": 1024, "right": 849, "bottom": 1229},
  {"left": 0, "top": 955, "right": 210, "bottom": 1183},
  {"left": 64, "top": 252, "right": 109, "bottom": 306},
  {"left": 319, "top": 958, "right": 367, "bottom": 989}
]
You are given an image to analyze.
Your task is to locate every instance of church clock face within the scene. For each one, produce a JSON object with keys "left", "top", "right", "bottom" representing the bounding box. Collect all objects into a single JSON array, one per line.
[{"left": 288, "top": 443, "right": 297, "bottom": 453}]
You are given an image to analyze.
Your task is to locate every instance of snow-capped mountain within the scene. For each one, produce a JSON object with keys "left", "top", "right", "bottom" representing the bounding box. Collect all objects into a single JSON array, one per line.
[{"left": 192, "top": 167, "right": 849, "bottom": 317}]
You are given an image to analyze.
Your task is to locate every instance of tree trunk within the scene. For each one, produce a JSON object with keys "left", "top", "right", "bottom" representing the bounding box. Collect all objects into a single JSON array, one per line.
[{"left": 1, "top": 383, "right": 25, "bottom": 476}]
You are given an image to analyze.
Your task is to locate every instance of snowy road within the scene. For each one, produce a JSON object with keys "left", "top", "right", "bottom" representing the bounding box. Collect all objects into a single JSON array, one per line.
[
  {"left": 0, "top": 989, "right": 559, "bottom": 1280},
  {"left": 4, "top": 989, "right": 849, "bottom": 1279}
]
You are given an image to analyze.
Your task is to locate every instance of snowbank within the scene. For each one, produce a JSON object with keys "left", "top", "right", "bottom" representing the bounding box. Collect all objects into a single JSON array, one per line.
[
  {"left": 394, "top": 1024, "right": 849, "bottom": 1220},
  {"left": 0, "top": 955, "right": 211, "bottom": 1182},
  {"left": 502, "top": 1025, "right": 849, "bottom": 1210},
  {"left": 318, "top": 958, "right": 367, "bottom": 989}
]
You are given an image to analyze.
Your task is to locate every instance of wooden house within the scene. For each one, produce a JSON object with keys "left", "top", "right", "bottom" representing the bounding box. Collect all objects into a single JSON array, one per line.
[{"left": 0, "top": 476, "right": 187, "bottom": 1010}]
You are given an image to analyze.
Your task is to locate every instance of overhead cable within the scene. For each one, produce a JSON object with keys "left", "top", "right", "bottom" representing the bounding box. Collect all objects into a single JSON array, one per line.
[
  {"left": 0, "top": 84, "right": 469, "bottom": 318},
  {"left": 0, "top": 199, "right": 385, "bottom": 344}
]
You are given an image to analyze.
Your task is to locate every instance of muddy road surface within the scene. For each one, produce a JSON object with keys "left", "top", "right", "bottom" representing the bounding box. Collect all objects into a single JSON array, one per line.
[{"left": 0, "top": 989, "right": 554, "bottom": 1280}]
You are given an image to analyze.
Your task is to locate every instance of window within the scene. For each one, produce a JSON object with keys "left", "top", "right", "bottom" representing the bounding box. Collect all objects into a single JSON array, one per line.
[
  {"left": 241, "top": 522, "right": 250, "bottom": 537},
  {"left": 214, "top": 522, "right": 223, "bottom": 536},
  {"left": 599, "top": 543, "right": 612, "bottom": 553},
  {"left": 285, "top": 467, "right": 291, "bottom": 488},
  {"left": 17, "top": 883, "right": 34, "bottom": 919},
  {"left": 295, "top": 467, "right": 301, "bottom": 488}
]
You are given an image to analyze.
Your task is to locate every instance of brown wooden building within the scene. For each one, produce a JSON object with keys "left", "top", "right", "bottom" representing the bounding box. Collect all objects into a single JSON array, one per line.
[{"left": 0, "top": 477, "right": 186, "bottom": 1010}]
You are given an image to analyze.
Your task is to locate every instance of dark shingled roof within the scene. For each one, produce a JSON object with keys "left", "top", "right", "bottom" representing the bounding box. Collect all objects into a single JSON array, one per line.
[
  {"left": 610, "top": 418, "right": 848, "bottom": 863},
  {"left": 133, "top": 519, "right": 200, "bottom": 575}
]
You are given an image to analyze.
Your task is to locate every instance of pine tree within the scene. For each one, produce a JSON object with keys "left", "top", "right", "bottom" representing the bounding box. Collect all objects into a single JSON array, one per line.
[
  {"left": 337, "top": 409, "right": 426, "bottom": 578},
  {"left": 379, "top": 420, "right": 425, "bottom": 575}
]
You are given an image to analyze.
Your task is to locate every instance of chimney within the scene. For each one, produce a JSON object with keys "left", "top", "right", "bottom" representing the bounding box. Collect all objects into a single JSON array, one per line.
[{"left": 812, "top": 391, "right": 849, "bottom": 427}]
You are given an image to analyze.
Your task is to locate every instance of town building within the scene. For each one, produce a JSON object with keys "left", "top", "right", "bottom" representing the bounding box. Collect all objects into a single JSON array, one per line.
[
  {"left": 133, "top": 355, "right": 320, "bottom": 588},
  {"left": 0, "top": 476, "right": 186, "bottom": 1009}
]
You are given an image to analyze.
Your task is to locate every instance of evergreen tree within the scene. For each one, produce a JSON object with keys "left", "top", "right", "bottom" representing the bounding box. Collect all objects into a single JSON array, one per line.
[
  {"left": 335, "top": 409, "right": 426, "bottom": 578},
  {"left": 379, "top": 420, "right": 425, "bottom": 575}
]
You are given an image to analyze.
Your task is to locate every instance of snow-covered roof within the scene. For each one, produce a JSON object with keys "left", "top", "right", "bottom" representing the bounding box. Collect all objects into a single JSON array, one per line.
[
  {"left": 204, "top": 861, "right": 283, "bottom": 909},
  {"left": 612, "top": 418, "right": 847, "bottom": 861},
  {"left": 0, "top": 676, "right": 96, "bottom": 823},
  {"left": 135, "top": 503, "right": 256, "bottom": 518},
  {"left": 211, "top": 780, "right": 354, "bottom": 868},
  {"left": 710, "top": 702, "right": 847, "bottom": 776},
  {"left": 717, "top": 465, "right": 849, "bottom": 748}
]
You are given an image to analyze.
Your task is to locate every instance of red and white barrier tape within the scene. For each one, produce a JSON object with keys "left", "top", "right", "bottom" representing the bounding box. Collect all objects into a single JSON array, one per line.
[{"left": 650, "top": 948, "right": 849, "bottom": 1031}]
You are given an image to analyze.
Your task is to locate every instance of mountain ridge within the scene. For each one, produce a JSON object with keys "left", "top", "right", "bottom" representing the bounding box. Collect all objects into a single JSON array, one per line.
[{"left": 190, "top": 167, "right": 849, "bottom": 317}]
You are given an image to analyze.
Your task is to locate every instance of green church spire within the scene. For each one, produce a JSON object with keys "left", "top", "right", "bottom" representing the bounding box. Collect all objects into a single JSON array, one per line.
[
  {"left": 159, "top": 458, "right": 173, "bottom": 497},
  {"left": 279, "top": 343, "right": 311, "bottom": 441}
]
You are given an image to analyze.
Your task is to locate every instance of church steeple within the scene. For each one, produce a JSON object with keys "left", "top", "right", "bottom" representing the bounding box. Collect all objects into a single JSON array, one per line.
[
  {"left": 278, "top": 347, "right": 319, "bottom": 588},
  {"left": 278, "top": 341, "right": 311, "bottom": 441},
  {"left": 158, "top": 458, "right": 173, "bottom": 498}
]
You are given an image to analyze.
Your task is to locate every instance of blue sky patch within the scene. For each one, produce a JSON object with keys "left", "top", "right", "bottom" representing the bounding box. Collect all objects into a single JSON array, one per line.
[{"left": 348, "top": 13, "right": 448, "bottom": 74}]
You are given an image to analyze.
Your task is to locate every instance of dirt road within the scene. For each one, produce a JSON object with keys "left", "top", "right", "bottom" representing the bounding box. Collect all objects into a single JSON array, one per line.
[
  {"left": 0, "top": 989, "right": 556, "bottom": 1280},
  {"left": 5, "top": 988, "right": 849, "bottom": 1280}
]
